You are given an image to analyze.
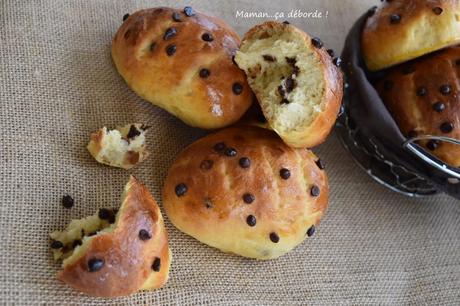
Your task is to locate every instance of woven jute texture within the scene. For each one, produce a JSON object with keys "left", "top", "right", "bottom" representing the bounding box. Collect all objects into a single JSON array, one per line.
[{"left": 1, "top": 0, "right": 459, "bottom": 305}]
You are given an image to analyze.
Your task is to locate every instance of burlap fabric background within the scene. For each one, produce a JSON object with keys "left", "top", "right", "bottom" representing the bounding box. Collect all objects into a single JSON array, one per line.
[{"left": 1, "top": 0, "right": 459, "bottom": 304}]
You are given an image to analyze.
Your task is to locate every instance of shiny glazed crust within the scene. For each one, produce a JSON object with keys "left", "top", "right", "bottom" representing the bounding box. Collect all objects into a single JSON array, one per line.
[
  {"left": 58, "top": 176, "right": 171, "bottom": 297},
  {"left": 111, "top": 7, "right": 252, "bottom": 129},
  {"left": 376, "top": 47, "right": 460, "bottom": 167},
  {"left": 162, "top": 126, "right": 328, "bottom": 259},
  {"left": 362, "top": 0, "right": 460, "bottom": 71}
]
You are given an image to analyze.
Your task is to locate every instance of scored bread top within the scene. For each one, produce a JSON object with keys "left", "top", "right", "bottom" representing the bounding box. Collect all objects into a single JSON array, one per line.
[
  {"left": 162, "top": 126, "right": 328, "bottom": 259},
  {"left": 375, "top": 46, "right": 460, "bottom": 167},
  {"left": 235, "top": 21, "right": 343, "bottom": 148},
  {"left": 362, "top": 0, "right": 460, "bottom": 71},
  {"left": 111, "top": 7, "right": 253, "bottom": 129}
]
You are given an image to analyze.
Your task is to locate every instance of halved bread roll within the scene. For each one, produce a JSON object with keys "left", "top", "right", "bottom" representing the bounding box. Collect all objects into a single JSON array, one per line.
[
  {"left": 235, "top": 21, "right": 343, "bottom": 148},
  {"left": 87, "top": 124, "right": 149, "bottom": 169},
  {"left": 50, "top": 176, "right": 171, "bottom": 297}
]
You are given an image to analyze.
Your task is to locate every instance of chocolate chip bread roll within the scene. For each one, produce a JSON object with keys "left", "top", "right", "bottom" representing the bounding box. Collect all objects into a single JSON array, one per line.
[
  {"left": 376, "top": 46, "right": 460, "bottom": 167},
  {"left": 112, "top": 7, "right": 252, "bottom": 129},
  {"left": 50, "top": 176, "right": 171, "bottom": 297},
  {"left": 162, "top": 126, "right": 328, "bottom": 260},
  {"left": 235, "top": 21, "right": 343, "bottom": 148},
  {"left": 362, "top": 0, "right": 460, "bottom": 71}
]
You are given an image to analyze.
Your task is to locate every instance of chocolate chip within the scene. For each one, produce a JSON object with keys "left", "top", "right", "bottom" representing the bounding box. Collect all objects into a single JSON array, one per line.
[
  {"left": 311, "top": 185, "right": 320, "bottom": 197},
  {"left": 98, "top": 208, "right": 112, "bottom": 220},
  {"left": 283, "top": 21, "right": 290, "bottom": 24},
  {"left": 152, "top": 257, "right": 161, "bottom": 271},
  {"left": 202, "top": 33, "right": 214, "bottom": 42},
  {"left": 383, "top": 80, "right": 393, "bottom": 91},
  {"left": 390, "top": 14, "right": 401, "bottom": 24},
  {"left": 199, "top": 68, "right": 210, "bottom": 78},
  {"left": 280, "top": 168, "right": 291, "bottom": 180},
  {"left": 239, "top": 157, "right": 251, "bottom": 169},
  {"left": 306, "top": 225, "right": 316, "bottom": 237},
  {"left": 88, "top": 258, "right": 104, "bottom": 272},
  {"left": 281, "top": 98, "right": 290, "bottom": 104},
  {"left": 127, "top": 125, "right": 141, "bottom": 138},
  {"left": 292, "top": 66, "right": 300, "bottom": 75},
  {"left": 456, "top": 59, "right": 460, "bottom": 66},
  {"left": 232, "top": 83, "right": 243, "bottom": 95},
  {"left": 166, "top": 44, "right": 176, "bottom": 56},
  {"left": 286, "top": 57, "right": 296, "bottom": 65},
  {"left": 311, "top": 37, "right": 323, "bottom": 48},
  {"left": 243, "top": 193, "right": 255, "bottom": 204},
  {"left": 433, "top": 7, "right": 443, "bottom": 15},
  {"left": 285, "top": 77, "right": 297, "bottom": 93},
  {"left": 316, "top": 159, "right": 325, "bottom": 170},
  {"left": 213, "top": 142, "right": 226, "bottom": 152},
  {"left": 172, "top": 12, "right": 182, "bottom": 22},
  {"left": 263, "top": 54, "right": 276, "bottom": 62},
  {"left": 200, "top": 159, "right": 213, "bottom": 170},
  {"left": 183, "top": 6, "right": 195, "bottom": 17},
  {"left": 204, "top": 197, "right": 213, "bottom": 209},
  {"left": 72, "top": 239, "right": 82, "bottom": 248},
  {"left": 123, "top": 13, "right": 130, "bottom": 21},
  {"left": 426, "top": 140, "right": 440, "bottom": 151},
  {"left": 224, "top": 147, "right": 237, "bottom": 157},
  {"left": 246, "top": 215, "right": 256, "bottom": 227},
  {"left": 433, "top": 102, "right": 445, "bottom": 113},
  {"left": 62, "top": 195, "right": 74, "bottom": 209},
  {"left": 333, "top": 57, "right": 342, "bottom": 67},
  {"left": 327, "top": 49, "right": 334, "bottom": 57},
  {"left": 278, "top": 85, "right": 285, "bottom": 97},
  {"left": 416, "top": 87, "right": 427, "bottom": 97},
  {"left": 269, "top": 232, "right": 279, "bottom": 243},
  {"left": 440, "top": 84, "right": 452, "bottom": 95},
  {"left": 138, "top": 229, "right": 151, "bottom": 241},
  {"left": 175, "top": 183, "right": 187, "bottom": 197},
  {"left": 163, "top": 27, "right": 177, "bottom": 40},
  {"left": 440, "top": 122, "right": 454, "bottom": 133},
  {"left": 50, "top": 240, "right": 63, "bottom": 249},
  {"left": 150, "top": 42, "right": 156, "bottom": 52}
]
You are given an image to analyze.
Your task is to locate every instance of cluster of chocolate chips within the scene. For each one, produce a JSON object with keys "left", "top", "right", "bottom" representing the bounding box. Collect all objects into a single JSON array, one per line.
[
  {"left": 174, "top": 141, "right": 326, "bottom": 244},
  {"left": 279, "top": 57, "right": 300, "bottom": 104}
]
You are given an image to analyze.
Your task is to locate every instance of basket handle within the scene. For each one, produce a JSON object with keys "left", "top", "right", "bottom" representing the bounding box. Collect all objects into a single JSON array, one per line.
[{"left": 403, "top": 135, "right": 460, "bottom": 180}]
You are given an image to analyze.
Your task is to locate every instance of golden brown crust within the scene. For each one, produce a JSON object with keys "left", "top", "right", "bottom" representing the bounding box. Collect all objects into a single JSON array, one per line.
[
  {"left": 376, "top": 46, "right": 460, "bottom": 167},
  {"left": 58, "top": 176, "right": 171, "bottom": 297},
  {"left": 239, "top": 21, "right": 343, "bottom": 148},
  {"left": 362, "top": 0, "right": 460, "bottom": 71},
  {"left": 162, "top": 126, "right": 328, "bottom": 259},
  {"left": 111, "top": 7, "right": 253, "bottom": 129}
]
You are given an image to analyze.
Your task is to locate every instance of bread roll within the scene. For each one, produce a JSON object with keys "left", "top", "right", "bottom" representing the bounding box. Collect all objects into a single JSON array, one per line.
[
  {"left": 111, "top": 7, "right": 252, "bottom": 129},
  {"left": 50, "top": 176, "right": 171, "bottom": 297},
  {"left": 162, "top": 126, "right": 328, "bottom": 259},
  {"left": 375, "top": 46, "right": 460, "bottom": 167},
  {"left": 235, "top": 21, "right": 343, "bottom": 148},
  {"left": 362, "top": 0, "right": 460, "bottom": 71},
  {"left": 87, "top": 124, "right": 149, "bottom": 169}
]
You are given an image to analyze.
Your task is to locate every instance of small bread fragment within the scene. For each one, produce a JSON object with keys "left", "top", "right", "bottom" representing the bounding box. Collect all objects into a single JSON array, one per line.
[
  {"left": 162, "top": 126, "right": 328, "bottom": 260},
  {"left": 87, "top": 124, "right": 149, "bottom": 169},
  {"left": 235, "top": 21, "right": 343, "bottom": 148},
  {"left": 50, "top": 176, "right": 171, "bottom": 297}
]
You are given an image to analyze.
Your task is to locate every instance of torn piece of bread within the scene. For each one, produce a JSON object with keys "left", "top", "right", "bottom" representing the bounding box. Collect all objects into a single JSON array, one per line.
[
  {"left": 49, "top": 176, "right": 171, "bottom": 297},
  {"left": 235, "top": 21, "right": 343, "bottom": 148},
  {"left": 87, "top": 123, "right": 149, "bottom": 169}
]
